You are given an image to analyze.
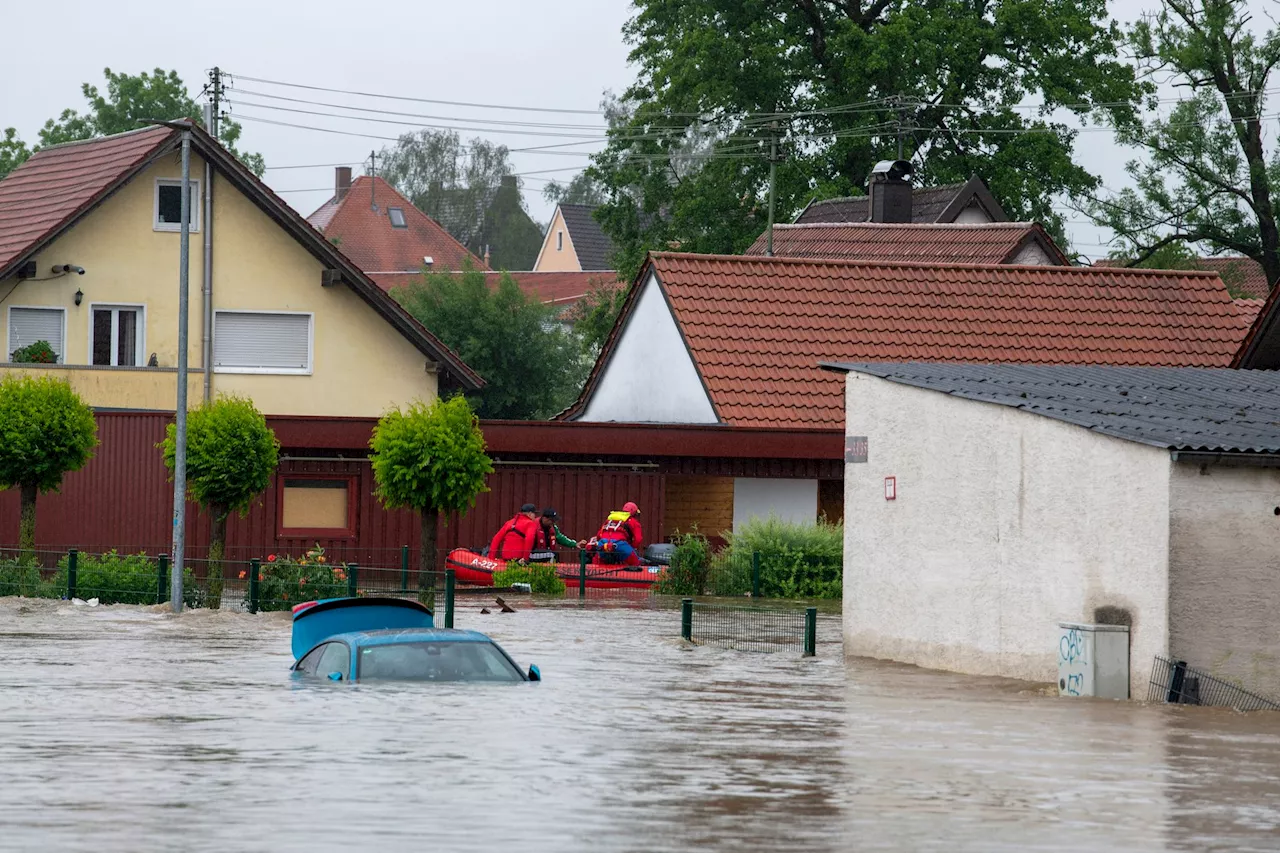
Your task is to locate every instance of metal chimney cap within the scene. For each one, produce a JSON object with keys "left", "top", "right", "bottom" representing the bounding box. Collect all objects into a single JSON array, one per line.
[{"left": 870, "top": 159, "right": 914, "bottom": 182}]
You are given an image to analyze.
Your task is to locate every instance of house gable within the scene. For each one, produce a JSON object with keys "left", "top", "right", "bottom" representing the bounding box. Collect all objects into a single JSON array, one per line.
[
  {"left": 533, "top": 206, "right": 582, "bottom": 272},
  {"left": 577, "top": 271, "right": 717, "bottom": 424}
]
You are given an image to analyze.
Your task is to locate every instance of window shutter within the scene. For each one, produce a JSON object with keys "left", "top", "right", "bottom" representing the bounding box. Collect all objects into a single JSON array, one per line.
[
  {"left": 8, "top": 308, "right": 64, "bottom": 360},
  {"left": 214, "top": 312, "right": 310, "bottom": 370}
]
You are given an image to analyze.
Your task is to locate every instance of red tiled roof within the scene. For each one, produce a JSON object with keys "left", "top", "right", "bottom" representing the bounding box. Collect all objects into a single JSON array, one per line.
[
  {"left": 1235, "top": 298, "right": 1265, "bottom": 326},
  {"left": 744, "top": 222, "right": 1068, "bottom": 265},
  {"left": 0, "top": 126, "right": 174, "bottom": 278},
  {"left": 1095, "top": 256, "right": 1271, "bottom": 299},
  {"left": 369, "top": 269, "right": 618, "bottom": 308},
  {"left": 565, "top": 253, "right": 1250, "bottom": 429},
  {"left": 307, "top": 176, "right": 486, "bottom": 274}
]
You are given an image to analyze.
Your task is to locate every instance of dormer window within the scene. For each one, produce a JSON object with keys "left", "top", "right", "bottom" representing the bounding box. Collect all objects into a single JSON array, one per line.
[
  {"left": 154, "top": 179, "right": 200, "bottom": 232},
  {"left": 389, "top": 207, "right": 407, "bottom": 228}
]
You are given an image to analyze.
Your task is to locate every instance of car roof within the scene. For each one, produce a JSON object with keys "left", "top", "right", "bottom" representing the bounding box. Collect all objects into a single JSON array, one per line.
[{"left": 325, "top": 628, "right": 496, "bottom": 647}]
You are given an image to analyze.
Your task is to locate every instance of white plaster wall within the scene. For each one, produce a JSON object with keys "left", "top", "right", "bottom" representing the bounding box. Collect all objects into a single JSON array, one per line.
[
  {"left": 953, "top": 203, "right": 994, "bottom": 224},
  {"left": 842, "top": 373, "right": 1171, "bottom": 697},
  {"left": 732, "top": 478, "right": 819, "bottom": 531},
  {"left": 1168, "top": 462, "right": 1280, "bottom": 698},
  {"left": 1009, "top": 241, "right": 1054, "bottom": 265},
  {"left": 578, "top": 272, "right": 717, "bottom": 424}
]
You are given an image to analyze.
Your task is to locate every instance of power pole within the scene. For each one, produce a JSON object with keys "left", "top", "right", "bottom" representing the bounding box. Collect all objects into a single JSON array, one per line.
[
  {"left": 369, "top": 150, "right": 377, "bottom": 209},
  {"left": 766, "top": 120, "right": 779, "bottom": 257},
  {"left": 207, "top": 67, "right": 224, "bottom": 139}
]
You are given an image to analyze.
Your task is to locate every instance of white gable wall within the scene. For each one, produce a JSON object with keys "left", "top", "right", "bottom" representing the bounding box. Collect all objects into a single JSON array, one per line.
[
  {"left": 842, "top": 371, "right": 1171, "bottom": 698},
  {"left": 953, "top": 202, "right": 993, "bottom": 224},
  {"left": 578, "top": 272, "right": 717, "bottom": 424}
]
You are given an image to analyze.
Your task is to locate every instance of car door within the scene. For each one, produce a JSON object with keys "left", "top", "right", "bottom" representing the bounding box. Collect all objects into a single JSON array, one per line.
[{"left": 296, "top": 643, "right": 329, "bottom": 675}]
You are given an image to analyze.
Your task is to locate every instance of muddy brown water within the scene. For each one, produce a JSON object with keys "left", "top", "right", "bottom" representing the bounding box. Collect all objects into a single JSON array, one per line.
[{"left": 1, "top": 596, "right": 1278, "bottom": 853}]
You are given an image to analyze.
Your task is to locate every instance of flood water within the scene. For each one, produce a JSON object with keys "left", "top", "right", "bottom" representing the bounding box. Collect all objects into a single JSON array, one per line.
[{"left": 2, "top": 596, "right": 1279, "bottom": 853}]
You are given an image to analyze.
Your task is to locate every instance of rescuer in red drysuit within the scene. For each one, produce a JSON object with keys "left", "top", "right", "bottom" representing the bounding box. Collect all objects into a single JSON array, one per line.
[
  {"left": 592, "top": 501, "right": 644, "bottom": 566},
  {"left": 488, "top": 503, "right": 540, "bottom": 562}
]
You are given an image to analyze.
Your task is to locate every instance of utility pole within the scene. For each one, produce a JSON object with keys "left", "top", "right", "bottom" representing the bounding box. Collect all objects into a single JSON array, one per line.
[
  {"left": 766, "top": 120, "right": 779, "bottom": 257},
  {"left": 146, "top": 121, "right": 194, "bottom": 612},
  {"left": 369, "top": 150, "right": 377, "bottom": 209},
  {"left": 896, "top": 97, "right": 906, "bottom": 160},
  {"left": 208, "top": 67, "right": 223, "bottom": 139}
]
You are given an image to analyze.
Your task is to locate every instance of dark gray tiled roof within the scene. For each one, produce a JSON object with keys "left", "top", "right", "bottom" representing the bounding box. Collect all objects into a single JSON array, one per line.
[
  {"left": 558, "top": 204, "right": 617, "bottom": 270},
  {"left": 796, "top": 184, "right": 967, "bottom": 224},
  {"left": 822, "top": 363, "right": 1280, "bottom": 454}
]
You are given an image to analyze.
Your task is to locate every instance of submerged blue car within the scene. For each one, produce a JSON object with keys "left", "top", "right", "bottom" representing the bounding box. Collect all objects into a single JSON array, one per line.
[{"left": 290, "top": 597, "right": 540, "bottom": 684}]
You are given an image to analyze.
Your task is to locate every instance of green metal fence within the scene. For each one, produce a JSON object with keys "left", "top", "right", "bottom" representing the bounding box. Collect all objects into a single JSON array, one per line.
[{"left": 680, "top": 598, "right": 817, "bottom": 655}]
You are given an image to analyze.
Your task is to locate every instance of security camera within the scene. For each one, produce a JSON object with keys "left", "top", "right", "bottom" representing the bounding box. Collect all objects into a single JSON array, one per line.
[{"left": 52, "top": 264, "right": 86, "bottom": 275}]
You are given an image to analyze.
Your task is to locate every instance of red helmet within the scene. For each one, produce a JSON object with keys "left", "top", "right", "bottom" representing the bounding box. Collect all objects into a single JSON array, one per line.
[{"left": 622, "top": 501, "right": 641, "bottom": 515}]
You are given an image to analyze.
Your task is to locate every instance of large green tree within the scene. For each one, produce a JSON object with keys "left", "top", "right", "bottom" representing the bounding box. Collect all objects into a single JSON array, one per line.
[
  {"left": 590, "top": 0, "right": 1145, "bottom": 279},
  {"left": 394, "top": 264, "right": 589, "bottom": 419},
  {"left": 161, "top": 396, "right": 279, "bottom": 609},
  {"left": 1090, "top": 0, "right": 1280, "bottom": 289},
  {"left": 0, "top": 377, "right": 98, "bottom": 559},
  {"left": 1, "top": 68, "right": 264, "bottom": 180}
]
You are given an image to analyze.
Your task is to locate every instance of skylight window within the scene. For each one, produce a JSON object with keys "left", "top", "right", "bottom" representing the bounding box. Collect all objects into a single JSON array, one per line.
[{"left": 389, "top": 207, "right": 407, "bottom": 228}]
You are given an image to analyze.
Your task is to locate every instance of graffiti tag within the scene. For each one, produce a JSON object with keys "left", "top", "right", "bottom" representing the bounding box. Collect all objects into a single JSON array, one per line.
[{"left": 1059, "top": 629, "right": 1087, "bottom": 666}]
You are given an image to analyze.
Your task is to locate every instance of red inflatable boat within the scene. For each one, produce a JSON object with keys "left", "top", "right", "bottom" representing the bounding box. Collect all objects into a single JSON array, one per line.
[{"left": 445, "top": 548, "right": 666, "bottom": 589}]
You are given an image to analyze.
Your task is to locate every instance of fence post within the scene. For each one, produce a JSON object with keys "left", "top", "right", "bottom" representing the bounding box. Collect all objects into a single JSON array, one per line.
[
  {"left": 67, "top": 549, "right": 78, "bottom": 600},
  {"left": 157, "top": 554, "right": 168, "bottom": 605},
  {"left": 803, "top": 607, "right": 817, "bottom": 657},
  {"left": 681, "top": 598, "right": 693, "bottom": 641},
  {"left": 578, "top": 549, "right": 587, "bottom": 599},
  {"left": 1167, "top": 660, "right": 1188, "bottom": 704},
  {"left": 444, "top": 568, "right": 455, "bottom": 629},
  {"left": 248, "top": 558, "right": 260, "bottom": 615},
  {"left": 751, "top": 551, "right": 761, "bottom": 598},
  {"left": 347, "top": 563, "right": 359, "bottom": 598},
  {"left": 400, "top": 545, "right": 409, "bottom": 593}
]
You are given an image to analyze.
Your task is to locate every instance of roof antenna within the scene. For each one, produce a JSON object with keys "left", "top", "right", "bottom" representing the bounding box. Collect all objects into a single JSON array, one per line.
[{"left": 369, "top": 149, "right": 377, "bottom": 211}]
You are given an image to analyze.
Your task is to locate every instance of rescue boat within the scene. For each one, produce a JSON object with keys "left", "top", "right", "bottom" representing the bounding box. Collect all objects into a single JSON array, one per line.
[{"left": 445, "top": 545, "right": 671, "bottom": 589}]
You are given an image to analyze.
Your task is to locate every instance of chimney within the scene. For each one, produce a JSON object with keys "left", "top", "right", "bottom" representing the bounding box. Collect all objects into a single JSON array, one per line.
[
  {"left": 335, "top": 166, "right": 352, "bottom": 202},
  {"left": 867, "top": 159, "right": 914, "bottom": 223}
]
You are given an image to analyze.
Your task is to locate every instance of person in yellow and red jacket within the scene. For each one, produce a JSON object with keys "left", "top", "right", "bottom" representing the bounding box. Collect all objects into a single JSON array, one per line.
[{"left": 592, "top": 501, "right": 643, "bottom": 566}]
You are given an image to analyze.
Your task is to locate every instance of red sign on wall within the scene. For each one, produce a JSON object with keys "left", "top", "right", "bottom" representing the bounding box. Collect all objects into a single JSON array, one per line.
[{"left": 884, "top": 477, "right": 896, "bottom": 501}]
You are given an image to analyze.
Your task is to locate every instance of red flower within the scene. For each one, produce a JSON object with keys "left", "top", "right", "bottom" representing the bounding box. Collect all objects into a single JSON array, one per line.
[
  {"left": 267, "top": 554, "right": 277, "bottom": 563},
  {"left": 238, "top": 571, "right": 246, "bottom": 580}
]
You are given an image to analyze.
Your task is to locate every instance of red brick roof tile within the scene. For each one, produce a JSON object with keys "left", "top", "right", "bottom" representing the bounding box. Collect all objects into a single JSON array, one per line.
[
  {"left": 307, "top": 176, "right": 486, "bottom": 274},
  {"left": 1095, "top": 256, "right": 1271, "bottom": 299},
  {"left": 744, "top": 222, "right": 1068, "bottom": 265},
  {"left": 368, "top": 270, "right": 618, "bottom": 310},
  {"left": 0, "top": 126, "right": 174, "bottom": 278},
  {"left": 565, "top": 253, "right": 1250, "bottom": 429}
]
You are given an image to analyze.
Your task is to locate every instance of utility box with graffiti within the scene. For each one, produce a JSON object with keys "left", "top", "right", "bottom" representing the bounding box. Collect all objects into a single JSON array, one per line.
[{"left": 1057, "top": 622, "right": 1130, "bottom": 700}]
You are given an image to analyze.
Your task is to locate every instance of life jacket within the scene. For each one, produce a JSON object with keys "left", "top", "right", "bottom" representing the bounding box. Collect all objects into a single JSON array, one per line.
[{"left": 597, "top": 510, "right": 635, "bottom": 544}]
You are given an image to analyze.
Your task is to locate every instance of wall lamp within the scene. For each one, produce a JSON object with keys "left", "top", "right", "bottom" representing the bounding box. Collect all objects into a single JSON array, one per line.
[{"left": 74, "top": 289, "right": 83, "bottom": 306}]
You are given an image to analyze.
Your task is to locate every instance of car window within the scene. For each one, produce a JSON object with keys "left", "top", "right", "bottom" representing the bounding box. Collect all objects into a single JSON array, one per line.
[
  {"left": 297, "top": 644, "right": 328, "bottom": 674},
  {"left": 317, "top": 642, "right": 351, "bottom": 680},
  {"left": 357, "top": 641, "right": 523, "bottom": 683}
]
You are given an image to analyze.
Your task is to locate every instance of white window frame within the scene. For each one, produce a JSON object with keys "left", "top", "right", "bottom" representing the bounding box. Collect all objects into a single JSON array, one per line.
[
  {"left": 87, "top": 303, "right": 146, "bottom": 367},
  {"left": 388, "top": 207, "right": 407, "bottom": 228},
  {"left": 213, "top": 309, "right": 314, "bottom": 375},
  {"left": 154, "top": 178, "right": 201, "bottom": 232},
  {"left": 556, "top": 230, "right": 564, "bottom": 251},
  {"left": 6, "top": 305, "right": 67, "bottom": 364}
]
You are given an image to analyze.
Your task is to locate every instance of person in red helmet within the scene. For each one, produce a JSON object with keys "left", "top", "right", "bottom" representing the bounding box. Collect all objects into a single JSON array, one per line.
[
  {"left": 593, "top": 501, "right": 644, "bottom": 566},
  {"left": 488, "top": 503, "right": 540, "bottom": 563}
]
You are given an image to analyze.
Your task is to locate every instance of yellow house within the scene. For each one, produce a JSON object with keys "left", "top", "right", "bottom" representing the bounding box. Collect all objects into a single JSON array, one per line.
[
  {"left": 0, "top": 122, "right": 481, "bottom": 417},
  {"left": 532, "top": 203, "right": 617, "bottom": 272}
]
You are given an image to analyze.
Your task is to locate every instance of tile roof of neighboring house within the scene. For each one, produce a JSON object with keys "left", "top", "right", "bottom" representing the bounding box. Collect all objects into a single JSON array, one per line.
[
  {"left": 1095, "top": 255, "right": 1271, "bottom": 299},
  {"left": 744, "top": 222, "right": 1068, "bottom": 265},
  {"left": 794, "top": 176, "right": 1007, "bottom": 225},
  {"left": 563, "top": 253, "right": 1250, "bottom": 429},
  {"left": 1235, "top": 298, "right": 1265, "bottom": 326},
  {"left": 0, "top": 125, "right": 175, "bottom": 278},
  {"left": 306, "top": 176, "right": 486, "bottom": 274},
  {"left": 557, "top": 204, "right": 617, "bottom": 270},
  {"left": 0, "top": 123, "right": 481, "bottom": 390},
  {"left": 825, "top": 363, "right": 1280, "bottom": 454},
  {"left": 368, "top": 269, "right": 618, "bottom": 310}
]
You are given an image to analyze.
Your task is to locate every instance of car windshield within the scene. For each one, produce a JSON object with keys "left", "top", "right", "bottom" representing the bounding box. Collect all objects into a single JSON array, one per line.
[{"left": 357, "top": 641, "right": 524, "bottom": 683}]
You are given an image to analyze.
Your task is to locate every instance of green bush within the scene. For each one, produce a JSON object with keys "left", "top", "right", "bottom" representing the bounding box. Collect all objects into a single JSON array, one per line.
[
  {"left": 253, "top": 544, "right": 349, "bottom": 612},
  {"left": 708, "top": 515, "right": 843, "bottom": 599},
  {"left": 52, "top": 550, "right": 202, "bottom": 606},
  {"left": 655, "top": 530, "right": 712, "bottom": 595},
  {"left": 10, "top": 340, "right": 58, "bottom": 364},
  {"left": 0, "top": 558, "right": 57, "bottom": 598},
  {"left": 492, "top": 562, "right": 566, "bottom": 595}
]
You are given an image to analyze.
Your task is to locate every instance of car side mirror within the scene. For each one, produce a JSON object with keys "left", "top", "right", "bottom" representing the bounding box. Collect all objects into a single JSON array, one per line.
[
  {"left": 327, "top": 672, "right": 344, "bottom": 682},
  {"left": 528, "top": 664, "right": 541, "bottom": 682}
]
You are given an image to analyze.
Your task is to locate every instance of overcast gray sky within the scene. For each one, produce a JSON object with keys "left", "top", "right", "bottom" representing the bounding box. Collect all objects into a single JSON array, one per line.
[{"left": 1, "top": 0, "right": 1269, "bottom": 261}]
